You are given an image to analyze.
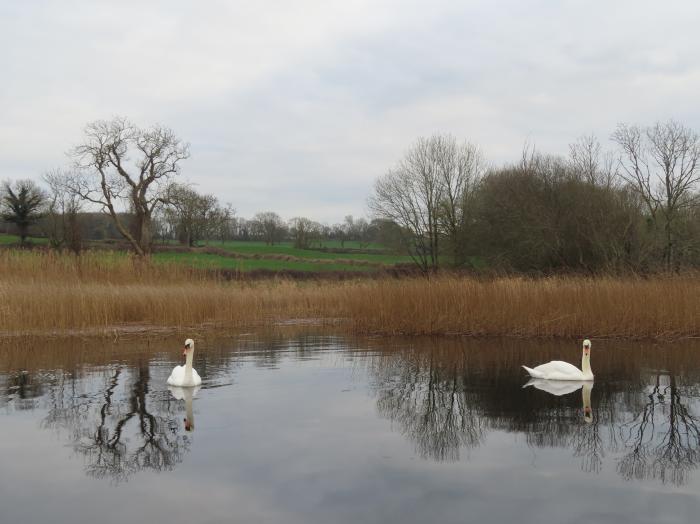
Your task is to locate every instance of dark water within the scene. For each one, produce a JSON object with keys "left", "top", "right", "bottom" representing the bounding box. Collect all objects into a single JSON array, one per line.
[{"left": 1, "top": 332, "right": 699, "bottom": 524}]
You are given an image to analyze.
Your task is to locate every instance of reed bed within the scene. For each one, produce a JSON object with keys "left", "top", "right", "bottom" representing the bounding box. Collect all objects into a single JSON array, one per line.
[{"left": 1, "top": 250, "right": 699, "bottom": 339}]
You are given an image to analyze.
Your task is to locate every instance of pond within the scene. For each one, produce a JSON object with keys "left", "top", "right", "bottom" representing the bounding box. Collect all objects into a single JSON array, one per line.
[{"left": 1, "top": 332, "right": 699, "bottom": 524}]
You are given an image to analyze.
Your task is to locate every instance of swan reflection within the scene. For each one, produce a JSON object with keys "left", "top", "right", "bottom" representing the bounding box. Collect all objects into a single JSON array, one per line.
[
  {"left": 169, "top": 385, "right": 200, "bottom": 432},
  {"left": 523, "top": 379, "right": 593, "bottom": 423}
]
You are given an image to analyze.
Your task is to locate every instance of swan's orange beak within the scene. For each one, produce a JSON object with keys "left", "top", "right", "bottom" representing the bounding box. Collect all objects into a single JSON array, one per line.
[{"left": 182, "top": 347, "right": 187, "bottom": 356}]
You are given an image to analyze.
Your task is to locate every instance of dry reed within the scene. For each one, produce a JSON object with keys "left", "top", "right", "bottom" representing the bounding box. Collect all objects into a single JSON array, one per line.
[{"left": 1, "top": 250, "right": 698, "bottom": 339}]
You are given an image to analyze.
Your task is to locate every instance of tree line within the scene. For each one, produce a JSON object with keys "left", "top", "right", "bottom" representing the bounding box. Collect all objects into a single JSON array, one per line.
[
  {"left": 370, "top": 121, "right": 700, "bottom": 273},
  {"left": 0, "top": 117, "right": 383, "bottom": 253},
  {"left": 0, "top": 177, "right": 382, "bottom": 252},
  {"left": 3, "top": 116, "right": 700, "bottom": 273}
]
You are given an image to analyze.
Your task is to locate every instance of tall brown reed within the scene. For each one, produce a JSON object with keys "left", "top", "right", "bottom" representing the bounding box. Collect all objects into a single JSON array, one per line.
[{"left": 1, "top": 250, "right": 698, "bottom": 339}]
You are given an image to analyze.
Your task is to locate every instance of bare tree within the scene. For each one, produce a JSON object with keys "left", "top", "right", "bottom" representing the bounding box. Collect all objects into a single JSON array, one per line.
[
  {"left": 210, "top": 203, "right": 236, "bottom": 244},
  {"left": 435, "top": 136, "right": 485, "bottom": 264},
  {"left": 370, "top": 135, "right": 483, "bottom": 270},
  {"left": 66, "top": 117, "right": 190, "bottom": 256},
  {"left": 164, "top": 183, "right": 219, "bottom": 247},
  {"left": 43, "top": 169, "right": 83, "bottom": 252},
  {"left": 251, "top": 211, "right": 285, "bottom": 245},
  {"left": 0, "top": 179, "right": 46, "bottom": 245},
  {"left": 569, "top": 134, "right": 617, "bottom": 188},
  {"left": 289, "top": 216, "right": 320, "bottom": 249},
  {"left": 612, "top": 120, "right": 700, "bottom": 270},
  {"left": 370, "top": 136, "right": 446, "bottom": 271}
]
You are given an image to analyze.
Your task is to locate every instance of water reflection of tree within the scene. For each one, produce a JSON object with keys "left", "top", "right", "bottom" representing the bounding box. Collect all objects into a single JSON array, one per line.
[
  {"left": 2, "top": 371, "right": 45, "bottom": 410},
  {"left": 372, "top": 350, "right": 485, "bottom": 461},
  {"left": 616, "top": 373, "right": 700, "bottom": 486},
  {"left": 42, "top": 361, "right": 189, "bottom": 483},
  {"left": 368, "top": 340, "right": 700, "bottom": 486}
]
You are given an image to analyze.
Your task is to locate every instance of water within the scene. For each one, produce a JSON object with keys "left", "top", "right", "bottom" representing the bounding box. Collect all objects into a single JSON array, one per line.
[{"left": 1, "top": 332, "right": 699, "bottom": 524}]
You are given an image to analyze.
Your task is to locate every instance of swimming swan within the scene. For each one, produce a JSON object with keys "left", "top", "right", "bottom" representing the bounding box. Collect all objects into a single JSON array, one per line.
[
  {"left": 522, "top": 339, "right": 594, "bottom": 381},
  {"left": 167, "top": 338, "right": 202, "bottom": 387}
]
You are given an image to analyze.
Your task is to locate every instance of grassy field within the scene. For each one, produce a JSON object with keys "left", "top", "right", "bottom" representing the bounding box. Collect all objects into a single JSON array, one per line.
[
  {"left": 1, "top": 234, "right": 410, "bottom": 272},
  {"left": 1, "top": 250, "right": 699, "bottom": 339},
  {"left": 152, "top": 252, "right": 377, "bottom": 272},
  {"left": 0, "top": 234, "right": 48, "bottom": 245},
  {"left": 201, "top": 240, "right": 412, "bottom": 265}
]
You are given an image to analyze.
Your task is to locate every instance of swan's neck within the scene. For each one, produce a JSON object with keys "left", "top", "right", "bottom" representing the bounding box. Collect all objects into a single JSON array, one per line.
[
  {"left": 581, "top": 352, "right": 592, "bottom": 377},
  {"left": 185, "top": 350, "right": 194, "bottom": 380}
]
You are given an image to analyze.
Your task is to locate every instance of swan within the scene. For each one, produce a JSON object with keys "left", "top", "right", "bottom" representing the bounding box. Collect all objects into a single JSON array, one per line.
[
  {"left": 522, "top": 339, "right": 594, "bottom": 381},
  {"left": 169, "top": 385, "right": 200, "bottom": 431},
  {"left": 167, "top": 338, "right": 202, "bottom": 387}
]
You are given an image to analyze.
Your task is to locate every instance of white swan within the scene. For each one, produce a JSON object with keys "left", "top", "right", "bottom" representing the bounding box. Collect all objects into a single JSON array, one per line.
[
  {"left": 522, "top": 339, "right": 594, "bottom": 381},
  {"left": 167, "top": 338, "right": 202, "bottom": 387}
]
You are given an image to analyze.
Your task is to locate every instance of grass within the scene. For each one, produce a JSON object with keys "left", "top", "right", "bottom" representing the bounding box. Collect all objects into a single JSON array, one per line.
[
  {"left": 0, "top": 234, "right": 48, "bottom": 245},
  {"left": 152, "top": 252, "right": 376, "bottom": 272},
  {"left": 202, "top": 240, "right": 412, "bottom": 265},
  {"left": 1, "top": 249, "right": 699, "bottom": 339}
]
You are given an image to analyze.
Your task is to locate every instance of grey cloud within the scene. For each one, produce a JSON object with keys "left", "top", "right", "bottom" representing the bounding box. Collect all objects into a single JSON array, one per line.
[{"left": 2, "top": 0, "right": 700, "bottom": 222}]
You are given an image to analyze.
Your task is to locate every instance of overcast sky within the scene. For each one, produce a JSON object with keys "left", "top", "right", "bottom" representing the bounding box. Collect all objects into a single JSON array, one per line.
[{"left": 2, "top": 0, "right": 700, "bottom": 223}]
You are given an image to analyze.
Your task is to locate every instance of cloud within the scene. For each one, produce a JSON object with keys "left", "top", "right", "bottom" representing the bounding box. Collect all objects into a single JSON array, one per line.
[{"left": 2, "top": 0, "right": 700, "bottom": 222}]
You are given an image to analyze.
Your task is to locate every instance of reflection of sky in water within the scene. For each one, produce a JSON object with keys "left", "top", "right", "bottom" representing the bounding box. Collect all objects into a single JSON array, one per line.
[{"left": 1, "top": 334, "right": 699, "bottom": 524}]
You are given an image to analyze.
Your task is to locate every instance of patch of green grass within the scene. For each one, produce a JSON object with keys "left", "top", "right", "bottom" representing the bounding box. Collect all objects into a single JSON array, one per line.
[
  {"left": 208, "top": 240, "right": 411, "bottom": 265},
  {"left": 0, "top": 234, "right": 49, "bottom": 245},
  {"left": 152, "top": 252, "right": 378, "bottom": 272}
]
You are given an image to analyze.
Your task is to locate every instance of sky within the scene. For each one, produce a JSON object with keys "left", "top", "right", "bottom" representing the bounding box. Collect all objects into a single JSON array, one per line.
[{"left": 2, "top": 0, "right": 700, "bottom": 223}]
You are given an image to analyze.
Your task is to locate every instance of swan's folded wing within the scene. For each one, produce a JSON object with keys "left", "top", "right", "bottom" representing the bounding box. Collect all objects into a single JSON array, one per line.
[
  {"left": 167, "top": 365, "right": 185, "bottom": 385},
  {"left": 536, "top": 360, "right": 581, "bottom": 376}
]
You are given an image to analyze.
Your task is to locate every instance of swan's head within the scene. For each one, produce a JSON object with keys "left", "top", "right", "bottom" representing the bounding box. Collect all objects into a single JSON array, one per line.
[
  {"left": 584, "top": 406, "right": 593, "bottom": 423},
  {"left": 582, "top": 339, "right": 591, "bottom": 357},
  {"left": 183, "top": 338, "right": 194, "bottom": 356}
]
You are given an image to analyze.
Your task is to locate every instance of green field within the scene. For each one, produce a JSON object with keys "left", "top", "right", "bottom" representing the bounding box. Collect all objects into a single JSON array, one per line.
[
  {"left": 1, "top": 234, "right": 407, "bottom": 273},
  {"left": 152, "top": 252, "right": 377, "bottom": 272},
  {"left": 205, "top": 240, "right": 411, "bottom": 265},
  {"left": 0, "top": 234, "right": 48, "bottom": 245}
]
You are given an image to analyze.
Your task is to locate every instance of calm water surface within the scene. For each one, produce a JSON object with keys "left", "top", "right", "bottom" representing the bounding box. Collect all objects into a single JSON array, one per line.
[{"left": 1, "top": 332, "right": 699, "bottom": 524}]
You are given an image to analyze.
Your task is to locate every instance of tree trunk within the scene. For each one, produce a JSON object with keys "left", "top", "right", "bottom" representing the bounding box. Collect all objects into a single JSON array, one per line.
[
  {"left": 139, "top": 219, "right": 152, "bottom": 254},
  {"left": 19, "top": 224, "right": 28, "bottom": 245}
]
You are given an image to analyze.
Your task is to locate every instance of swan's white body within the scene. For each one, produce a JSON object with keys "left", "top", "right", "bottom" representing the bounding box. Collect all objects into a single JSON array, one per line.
[
  {"left": 522, "top": 339, "right": 594, "bottom": 381},
  {"left": 167, "top": 338, "right": 202, "bottom": 387}
]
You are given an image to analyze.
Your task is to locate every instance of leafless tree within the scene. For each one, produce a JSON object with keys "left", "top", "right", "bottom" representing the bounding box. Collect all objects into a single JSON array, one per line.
[
  {"left": 612, "top": 120, "right": 700, "bottom": 270},
  {"left": 370, "top": 137, "right": 442, "bottom": 270},
  {"left": 43, "top": 169, "right": 83, "bottom": 252},
  {"left": 288, "top": 216, "right": 320, "bottom": 249},
  {"left": 164, "top": 183, "right": 219, "bottom": 247},
  {"left": 66, "top": 117, "right": 190, "bottom": 256},
  {"left": 435, "top": 136, "right": 485, "bottom": 264},
  {"left": 210, "top": 203, "right": 236, "bottom": 244},
  {"left": 569, "top": 134, "right": 617, "bottom": 188},
  {"left": 251, "top": 211, "right": 286, "bottom": 245}
]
